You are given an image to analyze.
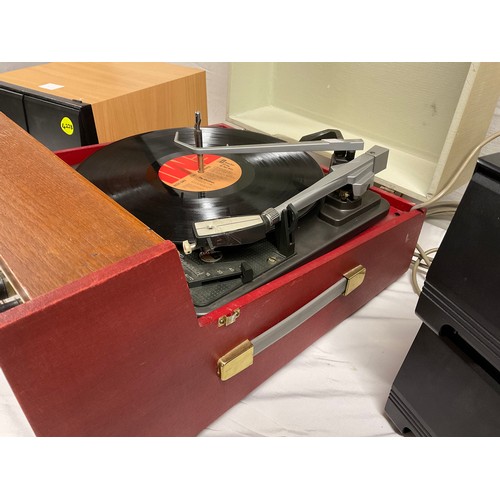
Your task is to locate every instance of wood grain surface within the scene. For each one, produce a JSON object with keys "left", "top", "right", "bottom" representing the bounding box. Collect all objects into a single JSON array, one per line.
[
  {"left": 0, "top": 62, "right": 205, "bottom": 103},
  {"left": 0, "top": 113, "right": 164, "bottom": 300},
  {"left": 0, "top": 62, "right": 208, "bottom": 143}
]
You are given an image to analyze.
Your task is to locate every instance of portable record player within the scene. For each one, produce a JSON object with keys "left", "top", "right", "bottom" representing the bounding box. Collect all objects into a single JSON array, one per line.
[
  {"left": 0, "top": 108, "right": 425, "bottom": 436},
  {"left": 71, "top": 119, "right": 392, "bottom": 315}
]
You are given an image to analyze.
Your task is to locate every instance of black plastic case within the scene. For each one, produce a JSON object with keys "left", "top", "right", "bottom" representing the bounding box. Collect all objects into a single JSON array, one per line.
[
  {"left": 385, "top": 153, "right": 500, "bottom": 436},
  {"left": 0, "top": 82, "right": 98, "bottom": 150}
]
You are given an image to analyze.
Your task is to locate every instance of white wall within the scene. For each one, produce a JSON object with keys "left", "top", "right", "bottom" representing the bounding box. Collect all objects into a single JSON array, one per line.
[
  {"left": 1, "top": 61, "right": 499, "bottom": 155},
  {"left": 0, "top": 62, "right": 42, "bottom": 72},
  {"left": 175, "top": 62, "right": 229, "bottom": 125},
  {"left": 484, "top": 99, "right": 500, "bottom": 155}
]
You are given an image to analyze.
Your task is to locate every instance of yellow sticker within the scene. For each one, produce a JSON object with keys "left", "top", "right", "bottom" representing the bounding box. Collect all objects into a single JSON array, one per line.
[{"left": 60, "top": 117, "right": 74, "bottom": 136}]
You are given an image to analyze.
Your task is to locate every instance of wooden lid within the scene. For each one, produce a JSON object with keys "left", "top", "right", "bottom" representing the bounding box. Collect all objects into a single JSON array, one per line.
[{"left": 0, "top": 113, "right": 164, "bottom": 299}]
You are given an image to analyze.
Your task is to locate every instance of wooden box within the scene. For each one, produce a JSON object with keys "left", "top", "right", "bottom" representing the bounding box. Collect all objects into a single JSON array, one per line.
[
  {"left": 0, "top": 62, "right": 207, "bottom": 150},
  {"left": 228, "top": 62, "right": 500, "bottom": 201}
]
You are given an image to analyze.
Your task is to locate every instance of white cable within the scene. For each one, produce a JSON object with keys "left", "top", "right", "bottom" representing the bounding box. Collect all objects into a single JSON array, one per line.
[
  {"left": 411, "top": 131, "right": 500, "bottom": 211},
  {"left": 411, "top": 247, "right": 439, "bottom": 295},
  {"left": 410, "top": 206, "right": 458, "bottom": 295},
  {"left": 408, "top": 131, "right": 500, "bottom": 293}
]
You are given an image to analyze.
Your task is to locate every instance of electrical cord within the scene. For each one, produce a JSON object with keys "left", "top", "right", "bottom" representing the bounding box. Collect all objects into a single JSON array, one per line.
[
  {"left": 410, "top": 203, "right": 459, "bottom": 295},
  {"left": 409, "top": 131, "right": 500, "bottom": 294},
  {"left": 411, "top": 131, "right": 500, "bottom": 212},
  {"left": 411, "top": 244, "right": 439, "bottom": 295},
  {"left": 424, "top": 202, "right": 459, "bottom": 219}
]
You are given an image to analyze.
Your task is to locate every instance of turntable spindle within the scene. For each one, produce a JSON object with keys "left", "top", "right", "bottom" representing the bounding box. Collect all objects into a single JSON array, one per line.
[{"left": 194, "top": 111, "right": 204, "bottom": 173}]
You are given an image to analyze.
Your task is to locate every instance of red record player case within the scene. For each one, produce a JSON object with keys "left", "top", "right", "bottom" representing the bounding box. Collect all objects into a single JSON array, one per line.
[{"left": 0, "top": 116, "right": 425, "bottom": 436}]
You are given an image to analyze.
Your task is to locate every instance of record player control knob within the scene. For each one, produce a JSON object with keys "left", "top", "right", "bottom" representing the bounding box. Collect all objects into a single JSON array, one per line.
[
  {"left": 0, "top": 271, "right": 23, "bottom": 313},
  {"left": 0, "top": 275, "right": 9, "bottom": 300},
  {"left": 183, "top": 240, "right": 196, "bottom": 255},
  {"left": 0, "top": 297, "right": 22, "bottom": 313}
]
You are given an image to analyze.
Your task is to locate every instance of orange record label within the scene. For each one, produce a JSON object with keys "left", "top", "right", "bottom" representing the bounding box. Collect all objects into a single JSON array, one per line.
[{"left": 158, "top": 155, "right": 242, "bottom": 192}]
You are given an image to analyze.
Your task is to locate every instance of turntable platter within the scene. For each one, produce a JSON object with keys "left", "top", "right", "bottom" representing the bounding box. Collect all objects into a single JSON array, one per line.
[{"left": 77, "top": 127, "right": 324, "bottom": 243}]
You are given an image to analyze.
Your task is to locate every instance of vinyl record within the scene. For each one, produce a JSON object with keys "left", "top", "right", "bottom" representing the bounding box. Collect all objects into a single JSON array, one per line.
[{"left": 77, "top": 127, "right": 324, "bottom": 243}]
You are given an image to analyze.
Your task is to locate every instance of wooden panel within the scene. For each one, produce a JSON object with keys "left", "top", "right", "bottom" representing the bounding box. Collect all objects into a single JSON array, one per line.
[
  {"left": 0, "top": 62, "right": 208, "bottom": 144},
  {"left": 0, "top": 62, "right": 205, "bottom": 103},
  {"left": 0, "top": 113, "right": 163, "bottom": 300},
  {"left": 91, "top": 71, "right": 208, "bottom": 143}
]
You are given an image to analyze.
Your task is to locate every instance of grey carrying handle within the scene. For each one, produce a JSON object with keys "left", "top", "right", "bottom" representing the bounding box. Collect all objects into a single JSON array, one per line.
[{"left": 217, "top": 265, "right": 366, "bottom": 381}]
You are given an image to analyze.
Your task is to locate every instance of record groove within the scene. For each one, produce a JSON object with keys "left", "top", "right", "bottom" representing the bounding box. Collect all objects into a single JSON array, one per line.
[{"left": 77, "top": 127, "right": 324, "bottom": 243}]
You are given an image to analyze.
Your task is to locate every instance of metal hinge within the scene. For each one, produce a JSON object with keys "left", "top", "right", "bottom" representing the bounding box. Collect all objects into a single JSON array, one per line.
[{"left": 218, "top": 308, "right": 241, "bottom": 327}]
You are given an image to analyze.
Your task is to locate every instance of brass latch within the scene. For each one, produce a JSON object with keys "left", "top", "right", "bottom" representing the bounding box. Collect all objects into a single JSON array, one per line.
[
  {"left": 343, "top": 265, "right": 366, "bottom": 296},
  {"left": 217, "top": 340, "right": 254, "bottom": 381}
]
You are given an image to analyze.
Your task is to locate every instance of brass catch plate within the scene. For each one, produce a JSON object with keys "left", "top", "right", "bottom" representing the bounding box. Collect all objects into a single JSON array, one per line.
[
  {"left": 343, "top": 265, "right": 366, "bottom": 296},
  {"left": 217, "top": 339, "right": 254, "bottom": 381}
]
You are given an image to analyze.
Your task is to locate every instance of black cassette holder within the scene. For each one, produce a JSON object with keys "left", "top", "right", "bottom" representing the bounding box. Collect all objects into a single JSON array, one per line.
[{"left": 385, "top": 153, "right": 500, "bottom": 436}]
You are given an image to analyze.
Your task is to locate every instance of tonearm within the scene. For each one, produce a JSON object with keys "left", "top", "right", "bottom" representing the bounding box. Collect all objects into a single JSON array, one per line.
[{"left": 173, "top": 131, "right": 389, "bottom": 254}]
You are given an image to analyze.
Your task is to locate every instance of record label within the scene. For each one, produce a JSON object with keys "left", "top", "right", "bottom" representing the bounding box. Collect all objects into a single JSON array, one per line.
[{"left": 158, "top": 154, "right": 242, "bottom": 192}]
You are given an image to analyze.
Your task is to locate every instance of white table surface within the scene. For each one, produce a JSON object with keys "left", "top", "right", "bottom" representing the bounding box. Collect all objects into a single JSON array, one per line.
[{"left": 0, "top": 220, "right": 447, "bottom": 437}]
